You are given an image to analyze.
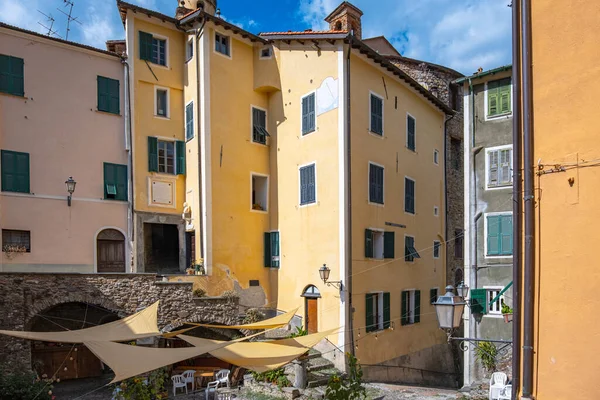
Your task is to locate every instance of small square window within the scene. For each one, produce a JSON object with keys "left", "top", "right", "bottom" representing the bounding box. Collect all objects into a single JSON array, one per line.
[
  {"left": 252, "top": 107, "right": 269, "bottom": 144},
  {"left": 215, "top": 33, "right": 230, "bottom": 56},
  {"left": 186, "top": 39, "right": 193, "bottom": 62},
  {"left": 434, "top": 149, "right": 439, "bottom": 165},
  {"left": 434, "top": 206, "right": 439, "bottom": 216},
  {"left": 433, "top": 241, "right": 441, "bottom": 258},
  {"left": 260, "top": 47, "right": 271, "bottom": 58},
  {"left": 251, "top": 175, "right": 268, "bottom": 212},
  {"left": 156, "top": 89, "right": 168, "bottom": 117},
  {"left": 2, "top": 229, "right": 31, "bottom": 253}
]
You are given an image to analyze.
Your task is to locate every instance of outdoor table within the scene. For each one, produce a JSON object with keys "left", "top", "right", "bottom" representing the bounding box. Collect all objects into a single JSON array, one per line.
[{"left": 196, "top": 371, "right": 215, "bottom": 388}]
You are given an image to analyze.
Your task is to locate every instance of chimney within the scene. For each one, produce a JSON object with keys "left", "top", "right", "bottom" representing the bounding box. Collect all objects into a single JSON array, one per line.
[
  {"left": 178, "top": 0, "right": 217, "bottom": 16},
  {"left": 324, "top": 1, "right": 364, "bottom": 39},
  {"left": 106, "top": 40, "right": 126, "bottom": 55}
]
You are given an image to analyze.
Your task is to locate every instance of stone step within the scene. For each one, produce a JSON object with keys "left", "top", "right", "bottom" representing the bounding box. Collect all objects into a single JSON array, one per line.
[
  {"left": 307, "top": 368, "right": 343, "bottom": 388},
  {"left": 307, "top": 362, "right": 335, "bottom": 373}
]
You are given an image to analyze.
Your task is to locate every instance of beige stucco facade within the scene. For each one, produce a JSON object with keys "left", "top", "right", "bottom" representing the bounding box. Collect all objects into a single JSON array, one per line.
[{"left": 0, "top": 26, "right": 128, "bottom": 272}]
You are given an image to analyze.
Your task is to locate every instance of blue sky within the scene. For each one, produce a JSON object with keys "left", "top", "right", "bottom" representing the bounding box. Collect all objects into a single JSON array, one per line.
[{"left": 0, "top": 0, "right": 512, "bottom": 74}]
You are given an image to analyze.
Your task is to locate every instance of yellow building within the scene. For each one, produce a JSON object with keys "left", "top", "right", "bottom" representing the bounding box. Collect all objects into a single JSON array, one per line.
[
  {"left": 514, "top": 1, "right": 600, "bottom": 399},
  {"left": 118, "top": 0, "right": 455, "bottom": 383}
]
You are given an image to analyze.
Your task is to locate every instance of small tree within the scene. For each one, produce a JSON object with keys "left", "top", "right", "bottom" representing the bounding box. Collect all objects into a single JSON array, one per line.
[
  {"left": 325, "top": 353, "right": 366, "bottom": 400},
  {"left": 0, "top": 367, "right": 53, "bottom": 400}
]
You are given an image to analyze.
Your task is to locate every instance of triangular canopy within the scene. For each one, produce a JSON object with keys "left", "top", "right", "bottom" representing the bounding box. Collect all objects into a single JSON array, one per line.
[
  {"left": 186, "top": 308, "right": 299, "bottom": 330},
  {"left": 0, "top": 301, "right": 160, "bottom": 343},
  {"left": 180, "top": 328, "right": 338, "bottom": 373}
]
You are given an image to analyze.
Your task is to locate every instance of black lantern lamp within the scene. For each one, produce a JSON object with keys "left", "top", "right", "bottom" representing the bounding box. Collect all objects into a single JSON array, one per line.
[
  {"left": 319, "top": 264, "right": 343, "bottom": 291},
  {"left": 65, "top": 176, "right": 76, "bottom": 206}
]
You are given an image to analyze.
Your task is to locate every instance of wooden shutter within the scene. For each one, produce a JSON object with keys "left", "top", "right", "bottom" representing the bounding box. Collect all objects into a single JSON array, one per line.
[
  {"left": 405, "top": 178, "right": 414, "bottom": 213},
  {"left": 487, "top": 216, "right": 500, "bottom": 255},
  {"left": 0, "top": 55, "right": 24, "bottom": 97},
  {"left": 430, "top": 288, "right": 438, "bottom": 304},
  {"left": 407, "top": 116, "right": 416, "bottom": 150},
  {"left": 383, "top": 231, "right": 395, "bottom": 259},
  {"left": 263, "top": 232, "right": 271, "bottom": 267},
  {"left": 500, "top": 149, "right": 511, "bottom": 185},
  {"left": 500, "top": 215, "right": 513, "bottom": 255},
  {"left": 302, "top": 94, "right": 315, "bottom": 134},
  {"left": 1, "top": 150, "right": 29, "bottom": 193},
  {"left": 488, "top": 81, "right": 499, "bottom": 116},
  {"left": 299, "top": 166, "right": 307, "bottom": 204},
  {"left": 470, "top": 288, "right": 487, "bottom": 314},
  {"left": 365, "top": 294, "right": 375, "bottom": 333},
  {"left": 176, "top": 140, "right": 185, "bottom": 175},
  {"left": 307, "top": 164, "right": 315, "bottom": 203},
  {"left": 414, "top": 290, "right": 421, "bottom": 323},
  {"left": 186, "top": 102, "right": 194, "bottom": 140},
  {"left": 108, "top": 78, "right": 120, "bottom": 114},
  {"left": 401, "top": 291, "right": 409, "bottom": 325},
  {"left": 370, "top": 95, "right": 382, "bottom": 134},
  {"left": 499, "top": 79, "right": 511, "bottom": 114},
  {"left": 383, "top": 292, "right": 391, "bottom": 329},
  {"left": 139, "top": 31, "right": 153, "bottom": 61},
  {"left": 488, "top": 150, "right": 499, "bottom": 186},
  {"left": 365, "top": 229, "right": 373, "bottom": 258},
  {"left": 270, "top": 231, "right": 280, "bottom": 268},
  {"left": 115, "top": 164, "right": 127, "bottom": 201},
  {"left": 148, "top": 137, "right": 158, "bottom": 172},
  {"left": 0, "top": 54, "right": 10, "bottom": 94}
]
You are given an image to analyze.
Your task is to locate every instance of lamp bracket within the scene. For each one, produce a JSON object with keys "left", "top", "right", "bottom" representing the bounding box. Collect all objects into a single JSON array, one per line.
[{"left": 324, "top": 280, "right": 343, "bottom": 291}]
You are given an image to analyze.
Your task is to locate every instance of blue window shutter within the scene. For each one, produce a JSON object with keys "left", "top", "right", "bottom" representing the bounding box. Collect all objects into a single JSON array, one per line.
[
  {"left": 500, "top": 215, "right": 513, "bottom": 255},
  {"left": 487, "top": 216, "right": 501, "bottom": 255},
  {"left": 414, "top": 290, "right": 421, "bottom": 323},
  {"left": 148, "top": 137, "right": 158, "bottom": 172},
  {"left": 308, "top": 164, "right": 315, "bottom": 203},
  {"left": 365, "top": 229, "right": 373, "bottom": 258},
  {"left": 383, "top": 231, "right": 395, "bottom": 259},
  {"left": 302, "top": 94, "right": 315, "bottom": 135},
  {"left": 370, "top": 95, "right": 383, "bottom": 135},
  {"left": 365, "top": 294, "right": 375, "bottom": 332},
  {"left": 383, "top": 292, "right": 391, "bottom": 329},
  {"left": 176, "top": 140, "right": 185, "bottom": 175},
  {"left": 139, "top": 31, "right": 153, "bottom": 61}
]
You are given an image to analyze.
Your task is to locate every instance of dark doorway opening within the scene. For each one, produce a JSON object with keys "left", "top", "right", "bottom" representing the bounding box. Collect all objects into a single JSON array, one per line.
[
  {"left": 185, "top": 231, "right": 196, "bottom": 270},
  {"left": 144, "top": 223, "right": 180, "bottom": 274}
]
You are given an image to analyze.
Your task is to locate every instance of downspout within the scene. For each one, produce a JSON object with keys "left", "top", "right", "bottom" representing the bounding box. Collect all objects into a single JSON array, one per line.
[
  {"left": 195, "top": 18, "right": 207, "bottom": 262},
  {"left": 443, "top": 113, "right": 455, "bottom": 281},
  {"left": 345, "top": 34, "right": 355, "bottom": 357},
  {"left": 511, "top": 0, "right": 522, "bottom": 398},
  {"left": 122, "top": 58, "right": 135, "bottom": 272},
  {"left": 521, "top": 0, "right": 535, "bottom": 397}
]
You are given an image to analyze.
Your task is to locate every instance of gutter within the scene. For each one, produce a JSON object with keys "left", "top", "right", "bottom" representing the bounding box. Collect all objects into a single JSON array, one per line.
[
  {"left": 122, "top": 58, "right": 135, "bottom": 272},
  {"left": 454, "top": 64, "right": 513, "bottom": 85},
  {"left": 195, "top": 19, "right": 207, "bottom": 262},
  {"left": 345, "top": 33, "right": 355, "bottom": 357}
]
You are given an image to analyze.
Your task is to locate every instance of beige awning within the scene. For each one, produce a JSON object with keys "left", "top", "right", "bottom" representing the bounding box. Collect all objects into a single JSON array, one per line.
[
  {"left": 180, "top": 328, "right": 338, "bottom": 373},
  {"left": 85, "top": 330, "right": 265, "bottom": 383},
  {"left": 186, "top": 308, "right": 299, "bottom": 330},
  {"left": 0, "top": 301, "right": 160, "bottom": 343}
]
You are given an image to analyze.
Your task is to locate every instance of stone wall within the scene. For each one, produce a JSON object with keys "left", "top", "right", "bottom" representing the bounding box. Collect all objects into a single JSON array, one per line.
[{"left": 0, "top": 272, "right": 238, "bottom": 368}]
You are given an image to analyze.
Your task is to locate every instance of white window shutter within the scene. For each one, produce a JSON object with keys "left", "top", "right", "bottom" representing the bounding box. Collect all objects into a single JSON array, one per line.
[
  {"left": 489, "top": 150, "right": 499, "bottom": 186},
  {"left": 500, "top": 149, "right": 512, "bottom": 185}
]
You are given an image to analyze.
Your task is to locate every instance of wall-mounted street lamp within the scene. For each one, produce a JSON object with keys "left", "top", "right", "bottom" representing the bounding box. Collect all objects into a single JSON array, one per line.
[
  {"left": 319, "top": 264, "right": 343, "bottom": 291},
  {"left": 456, "top": 281, "right": 470, "bottom": 299},
  {"left": 65, "top": 176, "right": 76, "bottom": 206}
]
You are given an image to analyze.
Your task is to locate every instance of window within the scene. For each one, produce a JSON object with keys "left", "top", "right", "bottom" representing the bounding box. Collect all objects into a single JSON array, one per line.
[
  {"left": 406, "top": 114, "right": 416, "bottom": 151},
  {"left": 369, "top": 163, "right": 384, "bottom": 205},
  {"left": 364, "top": 229, "right": 394, "bottom": 259},
  {"left": 487, "top": 288, "right": 503, "bottom": 315},
  {"left": 404, "top": 235, "right": 420, "bottom": 262},
  {"left": 139, "top": 31, "right": 166, "bottom": 66},
  {"left": 263, "top": 231, "right": 280, "bottom": 268},
  {"left": 147, "top": 137, "right": 185, "bottom": 175},
  {"left": 186, "top": 39, "right": 193, "bottom": 62},
  {"left": 370, "top": 93, "right": 383, "bottom": 135},
  {"left": 430, "top": 288, "right": 439, "bottom": 304},
  {"left": 186, "top": 101, "right": 194, "bottom": 141},
  {"left": 433, "top": 240, "right": 441, "bottom": 259},
  {"left": 486, "top": 214, "right": 513, "bottom": 256},
  {"left": 155, "top": 88, "right": 168, "bottom": 117},
  {"left": 434, "top": 206, "right": 439, "bottom": 216},
  {"left": 299, "top": 163, "right": 316, "bottom": 205},
  {"left": 1, "top": 150, "right": 29, "bottom": 193},
  {"left": 301, "top": 92, "right": 316, "bottom": 135},
  {"left": 487, "top": 77, "right": 511, "bottom": 117},
  {"left": 451, "top": 138, "right": 461, "bottom": 170},
  {"left": 103, "top": 163, "right": 128, "bottom": 201},
  {"left": 251, "top": 174, "right": 268, "bottom": 211},
  {"left": 260, "top": 47, "right": 272, "bottom": 58},
  {"left": 215, "top": 33, "right": 230, "bottom": 56},
  {"left": 365, "top": 292, "right": 390, "bottom": 332},
  {"left": 97, "top": 76, "right": 120, "bottom": 114},
  {"left": 0, "top": 54, "right": 24, "bottom": 97},
  {"left": 434, "top": 149, "right": 439, "bottom": 165},
  {"left": 404, "top": 177, "right": 415, "bottom": 214},
  {"left": 487, "top": 146, "right": 512, "bottom": 188},
  {"left": 252, "top": 107, "right": 269, "bottom": 144},
  {"left": 401, "top": 289, "right": 420, "bottom": 325},
  {"left": 2, "top": 229, "right": 30, "bottom": 252},
  {"left": 454, "top": 229, "right": 464, "bottom": 259}
]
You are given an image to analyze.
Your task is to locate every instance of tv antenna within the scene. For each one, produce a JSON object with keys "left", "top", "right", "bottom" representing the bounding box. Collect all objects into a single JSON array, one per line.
[
  {"left": 37, "top": 10, "right": 61, "bottom": 38},
  {"left": 58, "top": 0, "right": 82, "bottom": 41}
]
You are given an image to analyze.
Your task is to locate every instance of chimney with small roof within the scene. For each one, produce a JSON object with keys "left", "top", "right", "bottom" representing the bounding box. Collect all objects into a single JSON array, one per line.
[{"left": 324, "top": 1, "right": 364, "bottom": 39}]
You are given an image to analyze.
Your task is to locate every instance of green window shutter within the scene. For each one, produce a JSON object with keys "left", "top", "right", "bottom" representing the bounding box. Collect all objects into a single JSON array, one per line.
[
  {"left": 487, "top": 216, "right": 501, "bottom": 255},
  {"left": 115, "top": 164, "right": 127, "bottom": 201},
  {"left": 365, "top": 294, "right": 375, "bottom": 333},
  {"left": 401, "top": 290, "right": 409, "bottom": 326},
  {"left": 383, "top": 231, "right": 395, "bottom": 259},
  {"left": 263, "top": 232, "right": 272, "bottom": 267},
  {"left": 176, "top": 140, "right": 186, "bottom": 175},
  {"left": 270, "top": 231, "right": 280, "bottom": 268},
  {"left": 0, "top": 55, "right": 10, "bottom": 94},
  {"left": 139, "top": 31, "right": 153, "bottom": 61},
  {"left": 365, "top": 229, "right": 373, "bottom": 258},
  {"left": 500, "top": 83, "right": 511, "bottom": 114},
  {"left": 414, "top": 290, "right": 421, "bottom": 323},
  {"left": 407, "top": 116, "right": 416, "bottom": 151},
  {"left": 148, "top": 137, "right": 158, "bottom": 172},
  {"left": 383, "top": 292, "right": 391, "bottom": 329},
  {"left": 405, "top": 178, "right": 415, "bottom": 213},
  {"left": 103, "top": 163, "right": 127, "bottom": 201},
  {"left": 488, "top": 80, "right": 499, "bottom": 116},
  {"left": 109, "top": 78, "right": 120, "bottom": 114},
  {"left": 186, "top": 102, "right": 194, "bottom": 141},
  {"left": 97, "top": 76, "right": 109, "bottom": 112},
  {"left": 470, "top": 288, "right": 487, "bottom": 314},
  {"left": 1, "top": 150, "right": 29, "bottom": 193},
  {"left": 430, "top": 288, "right": 438, "bottom": 304},
  {"left": 500, "top": 215, "right": 513, "bottom": 255},
  {"left": 0, "top": 55, "right": 25, "bottom": 97},
  {"left": 370, "top": 95, "right": 383, "bottom": 135}
]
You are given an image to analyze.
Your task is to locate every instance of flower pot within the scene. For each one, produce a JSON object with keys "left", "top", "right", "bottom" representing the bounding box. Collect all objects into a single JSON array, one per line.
[{"left": 503, "top": 313, "right": 513, "bottom": 323}]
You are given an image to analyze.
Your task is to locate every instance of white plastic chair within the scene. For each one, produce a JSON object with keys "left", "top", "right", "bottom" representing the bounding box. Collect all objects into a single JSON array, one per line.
[
  {"left": 205, "top": 369, "right": 230, "bottom": 399},
  {"left": 171, "top": 374, "right": 188, "bottom": 396},
  {"left": 206, "top": 380, "right": 219, "bottom": 400},
  {"left": 489, "top": 372, "right": 508, "bottom": 400},
  {"left": 182, "top": 369, "right": 196, "bottom": 392},
  {"left": 498, "top": 384, "right": 512, "bottom": 400}
]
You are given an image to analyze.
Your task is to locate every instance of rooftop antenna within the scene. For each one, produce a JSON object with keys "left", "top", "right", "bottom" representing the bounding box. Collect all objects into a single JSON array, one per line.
[
  {"left": 58, "top": 0, "right": 82, "bottom": 41},
  {"left": 37, "top": 10, "right": 62, "bottom": 38}
]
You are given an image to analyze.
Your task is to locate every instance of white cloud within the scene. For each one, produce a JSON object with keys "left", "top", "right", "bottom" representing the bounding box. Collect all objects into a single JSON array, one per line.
[
  {"left": 0, "top": 0, "right": 44, "bottom": 33},
  {"left": 298, "top": 0, "right": 337, "bottom": 30},
  {"left": 79, "top": 2, "right": 118, "bottom": 49},
  {"left": 220, "top": 15, "right": 259, "bottom": 31}
]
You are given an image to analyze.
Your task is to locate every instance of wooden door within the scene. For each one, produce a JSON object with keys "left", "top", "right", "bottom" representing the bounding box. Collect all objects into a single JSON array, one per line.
[
  {"left": 97, "top": 239, "right": 125, "bottom": 272},
  {"left": 306, "top": 298, "right": 318, "bottom": 334}
]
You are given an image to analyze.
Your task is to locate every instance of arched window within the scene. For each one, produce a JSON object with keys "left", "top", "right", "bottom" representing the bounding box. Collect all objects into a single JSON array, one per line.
[
  {"left": 454, "top": 268, "right": 464, "bottom": 288},
  {"left": 335, "top": 21, "right": 342, "bottom": 31},
  {"left": 301, "top": 285, "right": 321, "bottom": 298}
]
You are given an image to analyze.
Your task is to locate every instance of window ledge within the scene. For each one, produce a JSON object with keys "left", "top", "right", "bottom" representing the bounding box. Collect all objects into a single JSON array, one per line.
[
  {"left": 486, "top": 112, "right": 512, "bottom": 120},
  {"left": 368, "top": 130, "right": 384, "bottom": 138},
  {"left": 154, "top": 115, "right": 170, "bottom": 120},
  {"left": 250, "top": 209, "right": 268, "bottom": 214},
  {"left": 405, "top": 146, "right": 417, "bottom": 153},
  {"left": 368, "top": 201, "right": 384, "bottom": 207},
  {"left": 486, "top": 184, "right": 513, "bottom": 190},
  {"left": 299, "top": 202, "right": 317, "bottom": 208},
  {"left": 0, "top": 92, "right": 27, "bottom": 100},
  {"left": 95, "top": 109, "right": 121, "bottom": 117}
]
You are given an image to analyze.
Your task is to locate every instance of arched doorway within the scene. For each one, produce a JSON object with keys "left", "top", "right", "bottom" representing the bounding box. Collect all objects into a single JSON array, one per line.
[
  {"left": 301, "top": 285, "right": 321, "bottom": 334},
  {"left": 96, "top": 228, "right": 125, "bottom": 273}
]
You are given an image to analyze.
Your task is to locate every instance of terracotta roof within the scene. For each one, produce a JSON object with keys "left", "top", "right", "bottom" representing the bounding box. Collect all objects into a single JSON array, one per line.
[
  {"left": 179, "top": 11, "right": 267, "bottom": 43},
  {"left": 0, "top": 22, "right": 121, "bottom": 58},
  {"left": 260, "top": 30, "right": 347, "bottom": 36}
]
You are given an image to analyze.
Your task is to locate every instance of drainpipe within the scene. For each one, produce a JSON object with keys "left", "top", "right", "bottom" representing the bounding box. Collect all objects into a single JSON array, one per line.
[
  {"left": 511, "top": 0, "right": 522, "bottom": 398},
  {"left": 195, "top": 19, "right": 207, "bottom": 262},
  {"left": 122, "top": 58, "right": 135, "bottom": 272},
  {"left": 443, "top": 112, "right": 455, "bottom": 276},
  {"left": 521, "top": 0, "right": 535, "bottom": 397},
  {"left": 345, "top": 33, "right": 354, "bottom": 358}
]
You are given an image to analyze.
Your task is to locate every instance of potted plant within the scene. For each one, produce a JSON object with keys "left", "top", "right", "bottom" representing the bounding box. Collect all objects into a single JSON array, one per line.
[
  {"left": 252, "top": 203, "right": 264, "bottom": 211},
  {"left": 186, "top": 267, "right": 195, "bottom": 275},
  {"left": 501, "top": 300, "right": 513, "bottom": 323},
  {"left": 191, "top": 259, "right": 205, "bottom": 275}
]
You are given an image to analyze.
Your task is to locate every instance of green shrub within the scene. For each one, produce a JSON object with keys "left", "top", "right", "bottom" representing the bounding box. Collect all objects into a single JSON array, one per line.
[
  {"left": 0, "top": 367, "right": 52, "bottom": 400},
  {"left": 288, "top": 326, "right": 308, "bottom": 338},
  {"left": 325, "top": 353, "right": 366, "bottom": 400},
  {"left": 252, "top": 368, "right": 291, "bottom": 388},
  {"left": 113, "top": 367, "right": 168, "bottom": 400},
  {"left": 474, "top": 341, "right": 498, "bottom": 372},
  {"left": 193, "top": 288, "right": 206, "bottom": 298}
]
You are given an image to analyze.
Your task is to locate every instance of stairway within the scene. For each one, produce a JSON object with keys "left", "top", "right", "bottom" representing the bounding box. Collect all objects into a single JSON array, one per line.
[{"left": 284, "top": 348, "right": 344, "bottom": 389}]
